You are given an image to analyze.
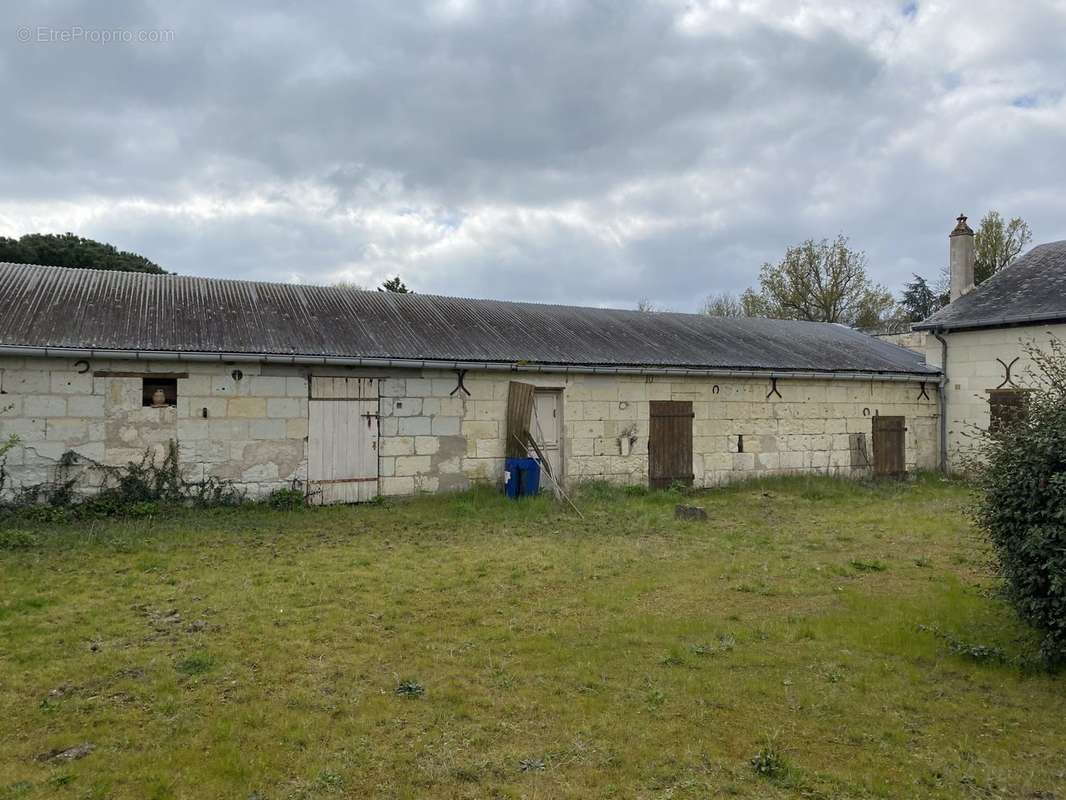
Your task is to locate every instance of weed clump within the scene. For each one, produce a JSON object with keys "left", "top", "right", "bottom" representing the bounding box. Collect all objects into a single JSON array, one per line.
[
  {"left": 689, "top": 634, "right": 736, "bottom": 656},
  {"left": 267, "top": 484, "right": 307, "bottom": 510},
  {"left": 395, "top": 679, "right": 424, "bottom": 698},
  {"left": 750, "top": 733, "right": 795, "bottom": 782},
  {"left": 917, "top": 624, "right": 1022, "bottom": 667},
  {"left": 0, "top": 528, "right": 37, "bottom": 550},
  {"left": 175, "top": 653, "right": 215, "bottom": 676},
  {"left": 849, "top": 559, "right": 888, "bottom": 573}
]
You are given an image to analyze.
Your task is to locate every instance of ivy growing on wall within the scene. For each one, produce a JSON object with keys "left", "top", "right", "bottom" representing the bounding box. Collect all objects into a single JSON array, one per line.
[{"left": 1, "top": 439, "right": 249, "bottom": 519}]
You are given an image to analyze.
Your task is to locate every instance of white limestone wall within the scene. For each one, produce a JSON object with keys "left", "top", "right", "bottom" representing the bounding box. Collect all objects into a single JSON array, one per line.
[
  {"left": 375, "top": 375, "right": 467, "bottom": 496},
  {"left": 871, "top": 330, "right": 928, "bottom": 355},
  {"left": 924, "top": 323, "right": 1066, "bottom": 470},
  {"left": 0, "top": 357, "right": 308, "bottom": 499},
  {"left": 372, "top": 370, "right": 940, "bottom": 492},
  {"left": 0, "top": 357, "right": 941, "bottom": 502}
]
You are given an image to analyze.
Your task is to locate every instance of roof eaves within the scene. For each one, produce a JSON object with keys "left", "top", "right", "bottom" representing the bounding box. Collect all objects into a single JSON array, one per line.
[{"left": 0, "top": 343, "right": 939, "bottom": 381}]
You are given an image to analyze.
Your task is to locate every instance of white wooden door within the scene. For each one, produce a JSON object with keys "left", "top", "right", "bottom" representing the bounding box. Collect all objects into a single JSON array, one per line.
[
  {"left": 532, "top": 390, "right": 562, "bottom": 483},
  {"left": 307, "top": 377, "right": 379, "bottom": 504}
]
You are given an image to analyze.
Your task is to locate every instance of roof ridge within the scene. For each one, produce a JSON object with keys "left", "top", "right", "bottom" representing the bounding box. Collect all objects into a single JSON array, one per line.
[{"left": 0, "top": 260, "right": 849, "bottom": 328}]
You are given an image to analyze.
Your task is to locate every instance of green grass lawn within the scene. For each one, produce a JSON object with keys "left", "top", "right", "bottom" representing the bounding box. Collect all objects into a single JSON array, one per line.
[{"left": 2, "top": 476, "right": 1064, "bottom": 799}]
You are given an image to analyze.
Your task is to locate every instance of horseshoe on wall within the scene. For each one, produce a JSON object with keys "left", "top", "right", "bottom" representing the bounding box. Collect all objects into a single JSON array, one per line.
[{"left": 996, "top": 357, "right": 1020, "bottom": 389}]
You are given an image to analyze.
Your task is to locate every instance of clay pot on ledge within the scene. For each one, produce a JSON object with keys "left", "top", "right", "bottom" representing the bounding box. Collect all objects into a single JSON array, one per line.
[{"left": 151, "top": 388, "right": 169, "bottom": 407}]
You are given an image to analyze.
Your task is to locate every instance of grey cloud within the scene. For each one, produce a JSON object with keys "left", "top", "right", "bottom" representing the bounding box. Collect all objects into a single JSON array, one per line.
[{"left": 1, "top": 0, "right": 1065, "bottom": 310}]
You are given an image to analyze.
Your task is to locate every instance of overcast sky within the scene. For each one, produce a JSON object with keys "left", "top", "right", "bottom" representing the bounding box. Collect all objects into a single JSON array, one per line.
[{"left": 2, "top": 1, "right": 1065, "bottom": 311}]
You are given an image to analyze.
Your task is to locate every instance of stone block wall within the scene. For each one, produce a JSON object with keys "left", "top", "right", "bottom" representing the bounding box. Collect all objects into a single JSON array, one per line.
[
  {"left": 0, "top": 357, "right": 941, "bottom": 502},
  {"left": 374, "top": 375, "right": 469, "bottom": 495},
  {"left": 924, "top": 323, "right": 1066, "bottom": 470},
  {"left": 870, "top": 330, "right": 928, "bottom": 355},
  {"left": 0, "top": 357, "right": 309, "bottom": 498},
  {"left": 420, "top": 371, "right": 939, "bottom": 489}
]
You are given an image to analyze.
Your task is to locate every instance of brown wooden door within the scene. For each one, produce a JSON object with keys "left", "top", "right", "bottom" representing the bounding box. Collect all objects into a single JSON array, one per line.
[
  {"left": 872, "top": 415, "right": 906, "bottom": 478},
  {"left": 649, "top": 401, "right": 694, "bottom": 489}
]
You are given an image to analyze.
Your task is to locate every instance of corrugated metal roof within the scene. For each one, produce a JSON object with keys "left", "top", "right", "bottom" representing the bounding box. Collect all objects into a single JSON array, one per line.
[
  {"left": 0, "top": 262, "right": 936, "bottom": 376},
  {"left": 915, "top": 240, "right": 1066, "bottom": 331}
]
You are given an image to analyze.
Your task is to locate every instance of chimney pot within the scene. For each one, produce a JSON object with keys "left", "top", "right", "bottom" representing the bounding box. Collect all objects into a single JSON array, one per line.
[{"left": 949, "top": 212, "right": 975, "bottom": 302}]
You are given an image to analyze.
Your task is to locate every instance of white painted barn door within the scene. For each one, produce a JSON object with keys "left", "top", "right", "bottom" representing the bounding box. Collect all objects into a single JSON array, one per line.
[
  {"left": 307, "top": 377, "right": 379, "bottom": 504},
  {"left": 532, "top": 389, "right": 562, "bottom": 483}
]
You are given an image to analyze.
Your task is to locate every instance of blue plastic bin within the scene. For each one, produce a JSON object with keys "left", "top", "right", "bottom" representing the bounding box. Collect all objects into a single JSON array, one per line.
[{"left": 504, "top": 457, "right": 541, "bottom": 498}]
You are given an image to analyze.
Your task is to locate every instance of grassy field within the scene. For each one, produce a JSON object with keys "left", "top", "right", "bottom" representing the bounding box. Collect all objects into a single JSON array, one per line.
[{"left": 2, "top": 476, "right": 1064, "bottom": 799}]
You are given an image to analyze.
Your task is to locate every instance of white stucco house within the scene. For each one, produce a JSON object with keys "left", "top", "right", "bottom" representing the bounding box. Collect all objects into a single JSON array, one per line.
[
  {"left": 915, "top": 216, "right": 1066, "bottom": 470},
  {"left": 0, "top": 261, "right": 940, "bottom": 503}
]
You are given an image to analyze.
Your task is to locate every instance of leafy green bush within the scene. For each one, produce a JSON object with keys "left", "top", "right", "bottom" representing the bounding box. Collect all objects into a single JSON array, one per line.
[
  {"left": 975, "top": 339, "right": 1066, "bottom": 667},
  {"left": 125, "top": 501, "right": 162, "bottom": 518}
]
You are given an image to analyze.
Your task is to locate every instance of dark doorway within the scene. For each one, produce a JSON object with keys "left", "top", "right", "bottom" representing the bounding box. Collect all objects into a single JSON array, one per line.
[
  {"left": 649, "top": 400, "right": 694, "bottom": 489},
  {"left": 872, "top": 415, "right": 906, "bottom": 478}
]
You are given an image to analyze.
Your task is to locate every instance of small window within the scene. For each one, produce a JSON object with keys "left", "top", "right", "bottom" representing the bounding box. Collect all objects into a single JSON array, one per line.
[
  {"left": 143, "top": 377, "right": 178, "bottom": 408},
  {"left": 988, "top": 389, "right": 1028, "bottom": 434}
]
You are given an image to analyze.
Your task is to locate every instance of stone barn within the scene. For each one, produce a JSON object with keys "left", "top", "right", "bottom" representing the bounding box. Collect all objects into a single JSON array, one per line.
[
  {"left": 916, "top": 215, "right": 1066, "bottom": 470},
  {"left": 0, "top": 263, "right": 940, "bottom": 503}
]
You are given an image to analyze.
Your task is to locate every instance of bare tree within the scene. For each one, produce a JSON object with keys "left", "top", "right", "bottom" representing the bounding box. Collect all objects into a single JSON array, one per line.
[
  {"left": 739, "top": 289, "right": 771, "bottom": 318},
  {"left": 700, "top": 292, "right": 746, "bottom": 317},
  {"left": 974, "top": 210, "right": 1032, "bottom": 285},
  {"left": 635, "top": 298, "right": 660, "bottom": 313},
  {"left": 743, "top": 235, "right": 894, "bottom": 327}
]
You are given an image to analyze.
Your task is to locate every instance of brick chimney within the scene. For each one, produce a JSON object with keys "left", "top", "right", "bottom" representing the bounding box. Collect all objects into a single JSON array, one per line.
[{"left": 949, "top": 213, "right": 975, "bottom": 302}]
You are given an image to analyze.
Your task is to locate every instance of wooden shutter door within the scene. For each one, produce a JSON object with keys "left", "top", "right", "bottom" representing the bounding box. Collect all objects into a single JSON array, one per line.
[
  {"left": 307, "top": 377, "right": 380, "bottom": 504},
  {"left": 505, "top": 381, "right": 536, "bottom": 458},
  {"left": 872, "top": 415, "right": 906, "bottom": 478},
  {"left": 649, "top": 400, "right": 694, "bottom": 489},
  {"left": 988, "top": 389, "right": 1029, "bottom": 433}
]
